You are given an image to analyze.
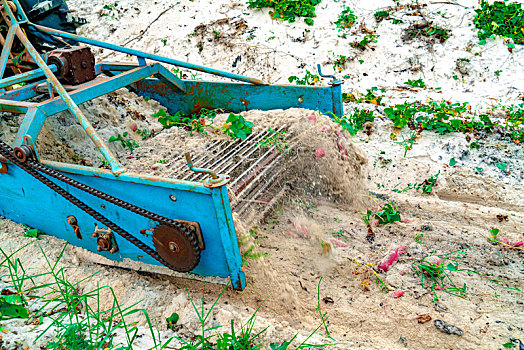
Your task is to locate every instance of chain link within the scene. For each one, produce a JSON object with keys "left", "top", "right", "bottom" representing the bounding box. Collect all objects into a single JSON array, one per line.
[{"left": 0, "top": 140, "right": 200, "bottom": 272}]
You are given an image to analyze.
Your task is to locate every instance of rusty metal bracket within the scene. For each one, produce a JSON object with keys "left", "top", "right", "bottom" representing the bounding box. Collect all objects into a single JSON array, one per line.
[
  {"left": 67, "top": 215, "right": 82, "bottom": 239},
  {"left": 177, "top": 220, "right": 205, "bottom": 250},
  {"left": 0, "top": 154, "right": 8, "bottom": 173},
  {"left": 92, "top": 223, "right": 118, "bottom": 253},
  {"left": 185, "top": 152, "right": 230, "bottom": 188}
]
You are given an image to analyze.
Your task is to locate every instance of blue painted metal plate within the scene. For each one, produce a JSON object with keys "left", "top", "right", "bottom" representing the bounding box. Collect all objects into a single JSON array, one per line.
[{"left": 0, "top": 164, "right": 246, "bottom": 289}]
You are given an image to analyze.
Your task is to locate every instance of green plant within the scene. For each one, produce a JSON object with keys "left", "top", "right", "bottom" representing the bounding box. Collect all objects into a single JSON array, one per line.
[
  {"left": 175, "top": 282, "right": 332, "bottom": 349},
  {"left": 160, "top": 38, "right": 167, "bottom": 46},
  {"left": 288, "top": 70, "right": 320, "bottom": 85},
  {"left": 374, "top": 10, "right": 389, "bottom": 22},
  {"left": 374, "top": 202, "right": 401, "bottom": 225},
  {"left": 97, "top": 157, "right": 109, "bottom": 169},
  {"left": 335, "top": 6, "right": 357, "bottom": 36},
  {"left": 404, "top": 78, "right": 425, "bottom": 88},
  {"left": 393, "top": 171, "right": 440, "bottom": 194},
  {"left": 384, "top": 100, "right": 481, "bottom": 134},
  {"left": 351, "top": 34, "right": 379, "bottom": 49},
  {"left": 223, "top": 113, "right": 254, "bottom": 140},
  {"left": 394, "top": 131, "right": 417, "bottom": 157},
  {"left": 405, "top": 24, "right": 452, "bottom": 43},
  {"left": 334, "top": 109, "right": 375, "bottom": 135},
  {"left": 504, "top": 104, "right": 524, "bottom": 143},
  {"left": 332, "top": 54, "right": 347, "bottom": 72},
  {"left": 0, "top": 243, "right": 165, "bottom": 349},
  {"left": 247, "top": 0, "right": 321, "bottom": 25},
  {"left": 258, "top": 127, "right": 291, "bottom": 153},
  {"left": 166, "top": 312, "right": 179, "bottom": 331},
  {"left": 108, "top": 132, "right": 139, "bottom": 152},
  {"left": 315, "top": 278, "right": 332, "bottom": 339},
  {"left": 495, "top": 69, "right": 502, "bottom": 76},
  {"left": 474, "top": 0, "right": 524, "bottom": 47},
  {"left": 136, "top": 128, "right": 150, "bottom": 140},
  {"left": 101, "top": 2, "right": 119, "bottom": 19},
  {"left": 342, "top": 87, "right": 385, "bottom": 105},
  {"left": 152, "top": 108, "right": 215, "bottom": 135}
]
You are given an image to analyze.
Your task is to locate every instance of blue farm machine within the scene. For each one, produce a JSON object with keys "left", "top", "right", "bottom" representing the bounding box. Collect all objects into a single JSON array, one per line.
[{"left": 0, "top": 0, "right": 343, "bottom": 290}]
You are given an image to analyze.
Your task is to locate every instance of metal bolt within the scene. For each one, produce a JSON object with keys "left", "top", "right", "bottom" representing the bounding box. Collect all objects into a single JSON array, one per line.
[{"left": 169, "top": 241, "right": 179, "bottom": 253}]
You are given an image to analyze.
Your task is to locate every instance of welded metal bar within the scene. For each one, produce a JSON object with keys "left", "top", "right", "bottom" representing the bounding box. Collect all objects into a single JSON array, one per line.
[
  {"left": 186, "top": 127, "right": 284, "bottom": 181},
  {"left": 229, "top": 147, "right": 281, "bottom": 190},
  {"left": 234, "top": 154, "right": 287, "bottom": 215},
  {"left": 14, "top": 26, "right": 125, "bottom": 173},
  {"left": 29, "top": 23, "right": 267, "bottom": 86},
  {"left": 185, "top": 130, "right": 272, "bottom": 182},
  {"left": 0, "top": 24, "right": 17, "bottom": 79},
  {"left": 217, "top": 126, "right": 287, "bottom": 179},
  {"left": 0, "top": 64, "right": 57, "bottom": 89},
  {"left": 193, "top": 131, "right": 272, "bottom": 181},
  {"left": 171, "top": 139, "right": 226, "bottom": 177}
]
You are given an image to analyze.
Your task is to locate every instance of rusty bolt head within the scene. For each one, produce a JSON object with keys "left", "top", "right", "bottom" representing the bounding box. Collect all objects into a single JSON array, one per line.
[{"left": 169, "top": 241, "right": 179, "bottom": 253}]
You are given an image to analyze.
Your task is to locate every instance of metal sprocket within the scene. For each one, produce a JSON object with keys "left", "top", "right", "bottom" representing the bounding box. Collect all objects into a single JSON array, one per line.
[{"left": 153, "top": 224, "right": 201, "bottom": 272}]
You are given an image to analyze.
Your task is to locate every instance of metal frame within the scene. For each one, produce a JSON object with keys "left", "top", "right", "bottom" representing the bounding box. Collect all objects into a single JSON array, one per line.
[{"left": 0, "top": 0, "right": 344, "bottom": 290}]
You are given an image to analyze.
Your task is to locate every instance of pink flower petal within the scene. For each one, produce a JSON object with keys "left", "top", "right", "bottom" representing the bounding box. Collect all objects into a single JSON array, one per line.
[
  {"left": 308, "top": 114, "right": 317, "bottom": 123},
  {"left": 131, "top": 122, "right": 138, "bottom": 132},
  {"left": 377, "top": 247, "right": 406, "bottom": 272},
  {"left": 390, "top": 290, "right": 406, "bottom": 298},
  {"left": 316, "top": 148, "right": 325, "bottom": 158},
  {"left": 330, "top": 238, "right": 349, "bottom": 248},
  {"left": 513, "top": 241, "right": 523, "bottom": 247}
]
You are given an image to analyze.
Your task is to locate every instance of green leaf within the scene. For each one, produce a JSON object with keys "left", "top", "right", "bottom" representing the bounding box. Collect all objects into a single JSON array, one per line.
[
  {"left": 449, "top": 158, "right": 457, "bottom": 166},
  {"left": 0, "top": 297, "right": 29, "bottom": 319},
  {"left": 166, "top": 312, "right": 179, "bottom": 330},
  {"left": 502, "top": 342, "right": 515, "bottom": 348},
  {"left": 24, "top": 228, "right": 41, "bottom": 239},
  {"left": 151, "top": 108, "right": 167, "bottom": 118},
  {"left": 226, "top": 113, "right": 239, "bottom": 123},
  {"left": 475, "top": 167, "right": 482, "bottom": 172},
  {"left": 490, "top": 228, "right": 500, "bottom": 239},
  {"left": 446, "top": 263, "right": 458, "bottom": 271},
  {"left": 496, "top": 162, "right": 507, "bottom": 171}
]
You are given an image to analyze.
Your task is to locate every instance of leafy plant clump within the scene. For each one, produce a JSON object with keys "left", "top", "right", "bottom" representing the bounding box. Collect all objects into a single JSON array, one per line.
[
  {"left": 334, "top": 109, "right": 375, "bottom": 135},
  {"left": 152, "top": 108, "right": 216, "bottom": 135},
  {"left": 505, "top": 104, "right": 524, "bottom": 144},
  {"left": 374, "top": 10, "right": 389, "bottom": 22},
  {"left": 393, "top": 171, "right": 440, "bottom": 194},
  {"left": 342, "top": 87, "right": 385, "bottom": 105},
  {"left": 247, "top": 0, "right": 321, "bottom": 26},
  {"left": 384, "top": 100, "right": 524, "bottom": 144},
  {"left": 258, "top": 127, "right": 291, "bottom": 153},
  {"left": 362, "top": 202, "right": 402, "bottom": 227},
  {"left": 404, "top": 78, "right": 426, "bottom": 88},
  {"left": 288, "top": 70, "right": 320, "bottom": 85},
  {"left": 223, "top": 113, "right": 254, "bottom": 140},
  {"left": 474, "top": 0, "right": 524, "bottom": 48},
  {"left": 335, "top": 6, "right": 357, "bottom": 36},
  {"left": 351, "top": 34, "right": 379, "bottom": 49},
  {"left": 404, "top": 24, "right": 452, "bottom": 43},
  {"left": 108, "top": 132, "right": 139, "bottom": 152},
  {"left": 413, "top": 249, "right": 521, "bottom": 303}
]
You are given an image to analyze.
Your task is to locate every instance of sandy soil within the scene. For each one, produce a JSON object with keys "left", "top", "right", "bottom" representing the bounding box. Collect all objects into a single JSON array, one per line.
[{"left": 0, "top": 0, "right": 523, "bottom": 349}]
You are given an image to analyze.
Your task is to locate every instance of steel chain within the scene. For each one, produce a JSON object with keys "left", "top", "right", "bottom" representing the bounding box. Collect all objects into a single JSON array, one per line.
[{"left": 0, "top": 140, "right": 200, "bottom": 272}]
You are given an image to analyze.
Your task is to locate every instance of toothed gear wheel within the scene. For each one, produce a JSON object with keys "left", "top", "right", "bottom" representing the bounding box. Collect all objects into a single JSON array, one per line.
[{"left": 152, "top": 224, "right": 200, "bottom": 272}]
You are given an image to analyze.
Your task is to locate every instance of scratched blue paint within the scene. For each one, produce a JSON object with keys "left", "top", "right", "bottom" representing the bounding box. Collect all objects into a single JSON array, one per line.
[
  {"left": 138, "top": 79, "right": 344, "bottom": 116},
  {"left": 0, "top": 0, "right": 345, "bottom": 291},
  {"left": 0, "top": 164, "right": 245, "bottom": 287}
]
